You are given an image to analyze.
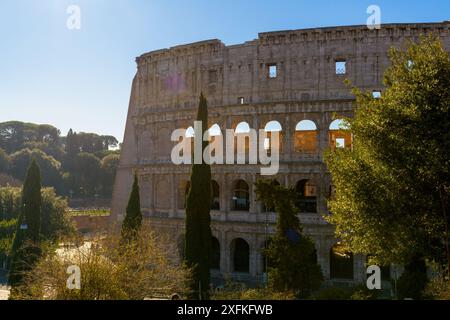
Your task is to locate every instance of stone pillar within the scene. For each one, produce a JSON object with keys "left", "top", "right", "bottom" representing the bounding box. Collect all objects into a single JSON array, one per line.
[
  {"left": 219, "top": 231, "right": 228, "bottom": 274},
  {"left": 223, "top": 233, "right": 231, "bottom": 274},
  {"left": 249, "top": 237, "right": 258, "bottom": 277},
  {"left": 317, "top": 237, "right": 333, "bottom": 280},
  {"left": 169, "top": 173, "right": 176, "bottom": 218}
]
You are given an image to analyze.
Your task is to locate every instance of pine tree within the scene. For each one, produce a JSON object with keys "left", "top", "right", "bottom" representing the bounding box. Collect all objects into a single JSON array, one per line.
[
  {"left": 121, "top": 173, "right": 142, "bottom": 240},
  {"left": 8, "top": 159, "right": 42, "bottom": 288},
  {"left": 185, "top": 93, "right": 212, "bottom": 300},
  {"left": 255, "top": 180, "right": 323, "bottom": 298}
]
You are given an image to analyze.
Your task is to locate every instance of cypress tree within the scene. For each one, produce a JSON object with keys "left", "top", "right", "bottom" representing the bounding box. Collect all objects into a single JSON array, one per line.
[
  {"left": 255, "top": 180, "right": 323, "bottom": 298},
  {"left": 185, "top": 93, "right": 212, "bottom": 300},
  {"left": 121, "top": 173, "right": 142, "bottom": 240},
  {"left": 8, "top": 159, "right": 42, "bottom": 288}
]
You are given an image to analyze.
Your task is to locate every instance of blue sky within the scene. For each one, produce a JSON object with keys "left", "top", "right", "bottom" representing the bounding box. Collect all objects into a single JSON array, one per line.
[{"left": 0, "top": 0, "right": 449, "bottom": 142}]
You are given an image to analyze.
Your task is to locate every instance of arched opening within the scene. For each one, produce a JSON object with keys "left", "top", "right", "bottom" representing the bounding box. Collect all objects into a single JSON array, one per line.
[
  {"left": 232, "top": 179, "right": 250, "bottom": 211},
  {"left": 208, "top": 124, "right": 222, "bottom": 137},
  {"left": 264, "top": 121, "right": 283, "bottom": 154},
  {"left": 207, "top": 124, "right": 222, "bottom": 158},
  {"left": 330, "top": 243, "right": 354, "bottom": 280},
  {"left": 235, "top": 121, "right": 251, "bottom": 161},
  {"left": 329, "top": 119, "right": 352, "bottom": 150},
  {"left": 262, "top": 180, "right": 280, "bottom": 212},
  {"left": 211, "top": 237, "right": 221, "bottom": 270},
  {"left": 211, "top": 180, "right": 220, "bottom": 210},
  {"left": 235, "top": 121, "right": 250, "bottom": 134},
  {"left": 295, "top": 120, "right": 318, "bottom": 153},
  {"left": 232, "top": 238, "right": 250, "bottom": 273},
  {"left": 295, "top": 179, "right": 317, "bottom": 213}
]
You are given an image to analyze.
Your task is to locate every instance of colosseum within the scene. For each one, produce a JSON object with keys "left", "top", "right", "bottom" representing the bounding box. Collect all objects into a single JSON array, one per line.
[{"left": 111, "top": 22, "right": 450, "bottom": 287}]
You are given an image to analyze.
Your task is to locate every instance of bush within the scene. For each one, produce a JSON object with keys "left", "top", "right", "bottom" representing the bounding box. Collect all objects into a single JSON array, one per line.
[
  {"left": 13, "top": 226, "right": 190, "bottom": 300},
  {"left": 211, "top": 281, "right": 295, "bottom": 300},
  {"left": 423, "top": 273, "right": 450, "bottom": 300},
  {"left": 393, "top": 258, "right": 428, "bottom": 300},
  {"left": 312, "top": 287, "right": 353, "bottom": 300}
]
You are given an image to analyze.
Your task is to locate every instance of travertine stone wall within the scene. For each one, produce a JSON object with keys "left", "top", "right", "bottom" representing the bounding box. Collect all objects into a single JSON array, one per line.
[{"left": 112, "top": 22, "right": 450, "bottom": 286}]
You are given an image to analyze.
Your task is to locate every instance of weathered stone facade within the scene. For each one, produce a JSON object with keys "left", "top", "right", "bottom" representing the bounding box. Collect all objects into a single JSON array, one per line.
[{"left": 111, "top": 22, "right": 450, "bottom": 287}]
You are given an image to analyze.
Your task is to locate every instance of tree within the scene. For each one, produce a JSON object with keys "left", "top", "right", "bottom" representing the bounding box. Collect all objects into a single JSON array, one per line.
[
  {"left": 255, "top": 180, "right": 323, "bottom": 298},
  {"left": 71, "top": 152, "right": 102, "bottom": 196},
  {"left": 8, "top": 160, "right": 42, "bottom": 289},
  {"left": 184, "top": 93, "right": 212, "bottom": 300},
  {"left": 121, "top": 174, "right": 142, "bottom": 240},
  {"left": 0, "top": 186, "right": 74, "bottom": 270},
  {"left": 0, "top": 147, "right": 10, "bottom": 173},
  {"left": 324, "top": 36, "right": 450, "bottom": 277},
  {"left": 9, "top": 148, "right": 62, "bottom": 191}
]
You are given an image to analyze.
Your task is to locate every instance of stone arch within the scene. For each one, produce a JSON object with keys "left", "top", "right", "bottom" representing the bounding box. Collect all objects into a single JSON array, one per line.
[
  {"left": 208, "top": 123, "right": 222, "bottom": 137},
  {"left": 264, "top": 120, "right": 283, "bottom": 153},
  {"left": 232, "top": 179, "right": 250, "bottom": 211},
  {"left": 295, "top": 179, "right": 317, "bottom": 213},
  {"left": 294, "top": 120, "right": 318, "bottom": 153},
  {"left": 155, "top": 176, "right": 171, "bottom": 209},
  {"left": 157, "top": 127, "right": 172, "bottom": 159},
  {"left": 231, "top": 238, "right": 250, "bottom": 273},
  {"left": 329, "top": 119, "right": 352, "bottom": 149},
  {"left": 138, "top": 129, "right": 153, "bottom": 162}
]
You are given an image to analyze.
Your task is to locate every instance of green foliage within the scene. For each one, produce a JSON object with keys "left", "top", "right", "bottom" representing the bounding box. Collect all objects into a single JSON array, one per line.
[
  {"left": 324, "top": 36, "right": 450, "bottom": 267},
  {"left": 312, "top": 287, "right": 353, "bottom": 300},
  {"left": 0, "top": 186, "right": 74, "bottom": 271},
  {"left": 9, "top": 149, "right": 62, "bottom": 191},
  {"left": 0, "top": 187, "right": 21, "bottom": 220},
  {"left": 424, "top": 272, "right": 450, "bottom": 300},
  {"left": 212, "top": 287, "right": 295, "bottom": 300},
  {"left": 396, "top": 258, "right": 428, "bottom": 299},
  {"left": 121, "top": 174, "right": 142, "bottom": 240},
  {"left": 0, "top": 218, "right": 17, "bottom": 267},
  {"left": 0, "top": 123, "right": 120, "bottom": 199},
  {"left": 15, "top": 228, "right": 189, "bottom": 300},
  {"left": 255, "top": 180, "right": 323, "bottom": 298},
  {"left": 21, "top": 160, "right": 42, "bottom": 242},
  {"left": 0, "top": 148, "right": 10, "bottom": 173},
  {"left": 0, "top": 121, "right": 60, "bottom": 155},
  {"left": 8, "top": 160, "right": 42, "bottom": 288},
  {"left": 185, "top": 93, "right": 212, "bottom": 300},
  {"left": 311, "top": 285, "right": 379, "bottom": 300},
  {"left": 40, "top": 188, "right": 75, "bottom": 240}
]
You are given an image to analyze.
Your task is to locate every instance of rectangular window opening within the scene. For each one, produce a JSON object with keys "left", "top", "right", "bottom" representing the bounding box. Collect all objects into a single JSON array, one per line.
[
  {"left": 268, "top": 64, "right": 277, "bottom": 78},
  {"left": 335, "top": 60, "right": 347, "bottom": 75},
  {"left": 238, "top": 97, "right": 245, "bottom": 105},
  {"left": 372, "top": 90, "right": 381, "bottom": 99},
  {"left": 336, "top": 138, "right": 346, "bottom": 148}
]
